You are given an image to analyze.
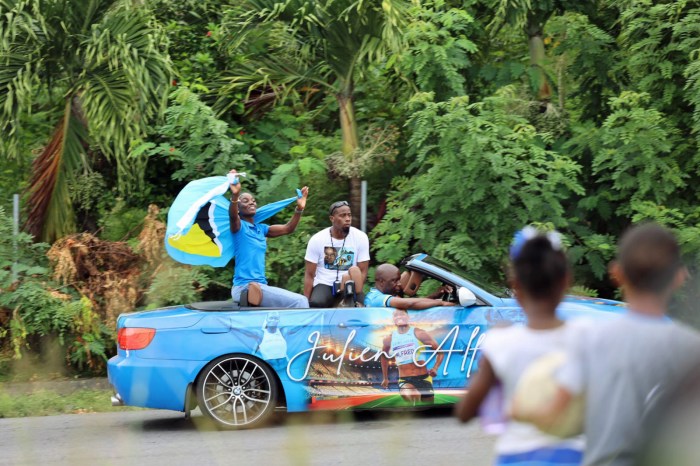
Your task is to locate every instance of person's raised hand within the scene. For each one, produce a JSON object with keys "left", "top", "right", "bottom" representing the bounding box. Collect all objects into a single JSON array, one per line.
[
  {"left": 297, "top": 186, "right": 309, "bottom": 210},
  {"left": 229, "top": 169, "right": 242, "bottom": 196}
]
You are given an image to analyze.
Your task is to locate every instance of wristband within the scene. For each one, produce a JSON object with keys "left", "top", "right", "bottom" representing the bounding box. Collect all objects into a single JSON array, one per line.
[{"left": 295, "top": 208, "right": 304, "bottom": 214}]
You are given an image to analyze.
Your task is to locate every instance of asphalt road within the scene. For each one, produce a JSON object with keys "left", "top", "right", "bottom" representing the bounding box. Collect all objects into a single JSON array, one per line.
[{"left": 0, "top": 408, "right": 497, "bottom": 466}]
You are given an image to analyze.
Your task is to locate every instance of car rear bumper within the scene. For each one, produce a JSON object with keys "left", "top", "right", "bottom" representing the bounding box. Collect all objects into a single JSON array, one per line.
[{"left": 108, "top": 354, "right": 205, "bottom": 412}]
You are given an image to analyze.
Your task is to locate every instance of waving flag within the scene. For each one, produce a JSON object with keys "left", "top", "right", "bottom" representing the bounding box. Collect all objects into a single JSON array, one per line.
[{"left": 165, "top": 175, "right": 301, "bottom": 267}]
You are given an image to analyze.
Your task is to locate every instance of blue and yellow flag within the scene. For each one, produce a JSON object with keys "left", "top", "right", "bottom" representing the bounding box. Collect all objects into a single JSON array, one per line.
[{"left": 165, "top": 175, "right": 300, "bottom": 267}]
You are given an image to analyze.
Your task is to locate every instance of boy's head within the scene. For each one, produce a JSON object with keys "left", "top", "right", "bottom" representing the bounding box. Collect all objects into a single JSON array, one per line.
[{"left": 613, "top": 223, "right": 684, "bottom": 294}]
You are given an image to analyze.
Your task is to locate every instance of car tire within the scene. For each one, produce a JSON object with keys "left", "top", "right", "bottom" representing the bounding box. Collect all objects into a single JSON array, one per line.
[{"left": 196, "top": 354, "right": 278, "bottom": 429}]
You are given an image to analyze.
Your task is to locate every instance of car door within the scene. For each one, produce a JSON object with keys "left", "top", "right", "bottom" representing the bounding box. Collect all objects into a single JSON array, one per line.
[
  {"left": 402, "top": 257, "right": 529, "bottom": 391},
  {"left": 306, "top": 306, "right": 397, "bottom": 409},
  {"left": 318, "top": 301, "right": 497, "bottom": 408}
]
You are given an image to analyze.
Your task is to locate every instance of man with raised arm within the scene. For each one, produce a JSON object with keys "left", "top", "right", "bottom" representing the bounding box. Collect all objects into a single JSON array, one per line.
[{"left": 229, "top": 169, "right": 309, "bottom": 308}]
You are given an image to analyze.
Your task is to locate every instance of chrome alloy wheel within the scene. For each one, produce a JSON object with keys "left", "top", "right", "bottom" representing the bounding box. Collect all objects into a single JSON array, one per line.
[{"left": 197, "top": 355, "right": 277, "bottom": 429}]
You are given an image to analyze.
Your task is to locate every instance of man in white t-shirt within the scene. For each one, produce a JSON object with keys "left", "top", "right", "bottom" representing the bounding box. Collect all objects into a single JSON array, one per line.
[{"left": 304, "top": 200, "right": 370, "bottom": 307}]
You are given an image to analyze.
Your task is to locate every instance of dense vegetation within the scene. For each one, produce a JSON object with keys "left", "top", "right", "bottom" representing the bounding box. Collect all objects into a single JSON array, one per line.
[{"left": 2, "top": 0, "right": 700, "bottom": 376}]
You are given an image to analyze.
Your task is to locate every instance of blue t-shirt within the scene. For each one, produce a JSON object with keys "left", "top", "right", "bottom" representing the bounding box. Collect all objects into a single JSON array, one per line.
[
  {"left": 232, "top": 221, "right": 270, "bottom": 286},
  {"left": 364, "top": 287, "right": 393, "bottom": 307}
]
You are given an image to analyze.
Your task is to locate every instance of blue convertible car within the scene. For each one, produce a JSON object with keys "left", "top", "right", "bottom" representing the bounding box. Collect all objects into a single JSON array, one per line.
[{"left": 108, "top": 253, "right": 625, "bottom": 429}]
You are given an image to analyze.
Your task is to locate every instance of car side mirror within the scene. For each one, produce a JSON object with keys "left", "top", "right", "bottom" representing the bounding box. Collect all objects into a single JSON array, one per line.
[{"left": 458, "top": 287, "right": 477, "bottom": 307}]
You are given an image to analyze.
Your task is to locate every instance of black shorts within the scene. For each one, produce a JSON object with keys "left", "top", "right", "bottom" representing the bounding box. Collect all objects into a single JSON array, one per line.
[
  {"left": 309, "top": 283, "right": 365, "bottom": 308},
  {"left": 309, "top": 284, "right": 337, "bottom": 308},
  {"left": 398, "top": 374, "right": 435, "bottom": 400}
]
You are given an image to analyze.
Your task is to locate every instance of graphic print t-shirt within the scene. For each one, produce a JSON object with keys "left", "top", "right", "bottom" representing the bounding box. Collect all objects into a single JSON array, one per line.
[{"left": 304, "top": 227, "right": 370, "bottom": 286}]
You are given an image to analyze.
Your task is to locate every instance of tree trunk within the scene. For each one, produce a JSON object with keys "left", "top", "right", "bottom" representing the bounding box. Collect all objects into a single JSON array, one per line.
[
  {"left": 349, "top": 176, "right": 362, "bottom": 228},
  {"left": 527, "top": 24, "right": 551, "bottom": 101},
  {"left": 337, "top": 89, "right": 361, "bottom": 227}
]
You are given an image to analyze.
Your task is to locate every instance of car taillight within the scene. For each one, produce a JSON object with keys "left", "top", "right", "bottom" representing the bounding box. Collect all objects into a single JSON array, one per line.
[{"left": 118, "top": 328, "right": 156, "bottom": 350}]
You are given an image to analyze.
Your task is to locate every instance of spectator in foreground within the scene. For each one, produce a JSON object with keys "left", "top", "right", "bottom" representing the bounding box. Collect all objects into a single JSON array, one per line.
[
  {"left": 515, "top": 223, "right": 700, "bottom": 466},
  {"left": 455, "top": 227, "right": 584, "bottom": 466}
]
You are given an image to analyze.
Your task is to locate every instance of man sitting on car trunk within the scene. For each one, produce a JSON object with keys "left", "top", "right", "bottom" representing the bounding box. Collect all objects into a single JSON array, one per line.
[{"left": 304, "top": 200, "right": 370, "bottom": 308}]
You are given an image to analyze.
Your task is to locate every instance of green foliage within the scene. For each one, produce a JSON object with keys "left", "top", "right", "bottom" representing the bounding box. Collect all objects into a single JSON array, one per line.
[
  {"left": 248, "top": 105, "right": 339, "bottom": 191},
  {"left": 567, "top": 232, "right": 616, "bottom": 281},
  {"left": 617, "top": 2, "right": 691, "bottom": 112},
  {"left": 246, "top": 104, "right": 349, "bottom": 222},
  {"left": 568, "top": 285, "right": 598, "bottom": 298},
  {"left": 0, "top": 208, "right": 111, "bottom": 371},
  {"left": 148, "top": 0, "right": 236, "bottom": 89},
  {"left": 0, "top": 207, "right": 49, "bottom": 284},
  {"left": 487, "top": 0, "right": 592, "bottom": 33},
  {"left": 136, "top": 87, "right": 254, "bottom": 182},
  {"left": 65, "top": 297, "right": 111, "bottom": 371},
  {"left": 1, "top": 282, "right": 111, "bottom": 372},
  {"left": 256, "top": 159, "right": 326, "bottom": 202},
  {"left": 0, "top": 0, "right": 172, "bottom": 241},
  {"left": 68, "top": 172, "right": 107, "bottom": 214},
  {"left": 397, "top": 1, "right": 478, "bottom": 100},
  {"left": 265, "top": 216, "right": 317, "bottom": 293},
  {"left": 2, "top": 283, "right": 68, "bottom": 346},
  {"left": 681, "top": 8, "right": 700, "bottom": 148},
  {"left": 371, "top": 185, "right": 428, "bottom": 265},
  {"left": 98, "top": 201, "right": 147, "bottom": 242},
  {"left": 146, "top": 262, "right": 211, "bottom": 308},
  {"left": 7, "top": 0, "right": 700, "bottom": 375},
  {"left": 373, "top": 89, "right": 583, "bottom": 280},
  {"left": 221, "top": 0, "right": 410, "bottom": 99},
  {"left": 595, "top": 92, "right": 684, "bottom": 214},
  {"left": 544, "top": 12, "right": 619, "bottom": 121},
  {"left": 0, "top": 387, "right": 140, "bottom": 418}
]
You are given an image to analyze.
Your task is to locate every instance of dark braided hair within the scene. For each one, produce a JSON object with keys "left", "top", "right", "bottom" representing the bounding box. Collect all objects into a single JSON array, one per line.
[{"left": 512, "top": 235, "right": 568, "bottom": 299}]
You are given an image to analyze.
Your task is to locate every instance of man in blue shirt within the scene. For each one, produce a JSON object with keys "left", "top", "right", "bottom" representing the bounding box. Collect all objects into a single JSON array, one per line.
[
  {"left": 365, "top": 263, "right": 455, "bottom": 309},
  {"left": 229, "top": 169, "right": 309, "bottom": 308}
]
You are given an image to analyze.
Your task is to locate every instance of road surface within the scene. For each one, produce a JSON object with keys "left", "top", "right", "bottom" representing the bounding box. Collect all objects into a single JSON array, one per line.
[{"left": 1, "top": 408, "right": 497, "bottom": 466}]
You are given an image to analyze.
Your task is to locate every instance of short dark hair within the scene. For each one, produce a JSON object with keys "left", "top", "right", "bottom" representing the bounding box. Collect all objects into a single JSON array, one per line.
[
  {"left": 617, "top": 223, "right": 682, "bottom": 293},
  {"left": 329, "top": 200, "right": 350, "bottom": 215}
]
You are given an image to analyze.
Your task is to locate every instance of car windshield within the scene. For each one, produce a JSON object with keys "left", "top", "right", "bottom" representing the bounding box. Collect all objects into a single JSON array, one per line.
[{"left": 421, "top": 256, "right": 512, "bottom": 298}]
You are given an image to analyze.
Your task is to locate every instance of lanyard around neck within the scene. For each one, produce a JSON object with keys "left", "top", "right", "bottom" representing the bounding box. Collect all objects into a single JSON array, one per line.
[{"left": 330, "top": 228, "right": 347, "bottom": 281}]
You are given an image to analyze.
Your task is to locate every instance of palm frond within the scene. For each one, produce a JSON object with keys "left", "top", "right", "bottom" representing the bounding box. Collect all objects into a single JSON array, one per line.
[
  {"left": 4, "top": 0, "right": 171, "bottom": 240},
  {"left": 25, "top": 99, "right": 87, "bottom": 242},
  {"left": 220, "top": 0, "right": 409, "bottom": 103},
  {"left": 81, "top": 1, "right": 171, "bottom": 196},
  {"left": 0, "top": 0, "right": 47, "bottom": 157}
]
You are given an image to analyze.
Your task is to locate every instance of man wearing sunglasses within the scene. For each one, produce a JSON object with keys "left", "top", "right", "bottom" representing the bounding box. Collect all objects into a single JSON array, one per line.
[{"left": 304, "top": 200, "right": 370, "bottom": 307}]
